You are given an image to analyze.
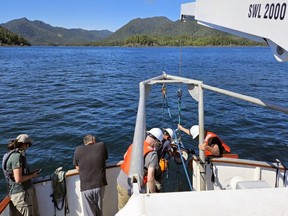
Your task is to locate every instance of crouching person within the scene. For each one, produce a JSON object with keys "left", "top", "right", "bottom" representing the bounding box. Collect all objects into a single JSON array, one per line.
[{"left": 117, "top": 128, "right": 163, "bottom": 210}]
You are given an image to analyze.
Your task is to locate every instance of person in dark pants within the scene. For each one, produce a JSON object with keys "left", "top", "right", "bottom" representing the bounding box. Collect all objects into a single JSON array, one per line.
[{"left": 73, "top": 134, "right": 108, "bottom": 216}]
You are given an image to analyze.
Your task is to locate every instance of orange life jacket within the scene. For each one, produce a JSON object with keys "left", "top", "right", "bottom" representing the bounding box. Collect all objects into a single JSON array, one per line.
[
  {"left": 120, "top": 140, "right": 153, "bottom": 176},
  {"left": 204, "top": 131, "right": 231, "bottom": 156}
]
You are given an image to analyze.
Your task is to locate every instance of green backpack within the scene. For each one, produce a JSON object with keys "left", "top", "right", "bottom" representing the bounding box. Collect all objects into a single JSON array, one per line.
[{"left": 50, "top": 167, "right": 69, "bottom": 215}]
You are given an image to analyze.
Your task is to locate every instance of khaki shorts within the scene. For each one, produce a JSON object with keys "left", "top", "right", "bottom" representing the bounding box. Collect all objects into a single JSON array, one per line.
[
  {"left": 10, "top": 187, "right": 40, "bottom": 216},
  {"left": 117, "top": 183, "right": 130, "bottom": 210}
]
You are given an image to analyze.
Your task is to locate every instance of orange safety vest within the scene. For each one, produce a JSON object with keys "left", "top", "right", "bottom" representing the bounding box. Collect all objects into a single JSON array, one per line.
[
  {"left": 204, "top": 131, "right": 231, "bottom": 156},
  {"left": 121, "top": 140, "right": 153, "bottom": 176}
]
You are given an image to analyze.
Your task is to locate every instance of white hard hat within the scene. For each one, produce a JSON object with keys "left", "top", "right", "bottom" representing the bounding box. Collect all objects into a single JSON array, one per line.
[
  {"left": 189, "top": 125, "right": 199, "bottom": 139},
  {"left": 164, "top": 128, "right": 174, "bottom": 138},
  {"left": 147, "top": 128, "right": 163, "bottom": 142},
  {"left": 16, "top": 134, "right": 32, "bottom": 146}
]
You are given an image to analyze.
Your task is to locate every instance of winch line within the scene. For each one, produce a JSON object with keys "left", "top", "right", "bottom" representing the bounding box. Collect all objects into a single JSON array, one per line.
[
  {"left": 174, "top": 129, "right": 193, "bottom": 191},
  {"left": 161, "top": 84, "right": 174, "bottom": 129},
  {"left": 161, "top": 84, "right": 192, "bottom": 191}
]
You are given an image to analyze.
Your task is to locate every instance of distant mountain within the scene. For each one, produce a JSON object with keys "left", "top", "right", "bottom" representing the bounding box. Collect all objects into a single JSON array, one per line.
[
  {"left": 98, "top": 16, "right": 258, "bottom": 46},
  {"left": 106, "top": 16, "right": 229, "bottom": 40},
  {"left": 1, "top": 18, "right": 113, "bottom": 45},
  {"left": 0, "top": 26, "right": 30, "bottom": 46},
  {"left": 1, "top": 17, "right": 262, "bottom": 46},
  {"left": 106, "top": 17, "right": 177, "bottom": 41}
]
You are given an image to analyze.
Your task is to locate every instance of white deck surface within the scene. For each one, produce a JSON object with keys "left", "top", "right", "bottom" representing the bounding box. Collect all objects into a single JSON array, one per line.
[{"left": 118, "top": 187, "right": 288, "bottom": 216}]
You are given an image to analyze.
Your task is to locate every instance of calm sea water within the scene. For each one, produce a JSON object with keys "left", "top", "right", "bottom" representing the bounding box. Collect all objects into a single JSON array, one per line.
[{"left": 1, "top": 46, "right": 288, "bottom": 198}]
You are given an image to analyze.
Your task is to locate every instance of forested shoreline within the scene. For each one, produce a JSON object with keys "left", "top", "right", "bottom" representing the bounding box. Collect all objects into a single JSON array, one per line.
[
  {"left": 0, "top": 26, "right": 30, "bottom": 46},
  {"left": 91, "top": 35, "right": 264, "bottom": 47}
]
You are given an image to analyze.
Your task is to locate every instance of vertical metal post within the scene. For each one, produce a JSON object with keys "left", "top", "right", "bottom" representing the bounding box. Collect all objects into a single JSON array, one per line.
[
  {"left": 198, "top": 82, "right": 206, "bottom": 190},
  {"left": 130, "top": 82, "right": 146, "bottom": 187}
]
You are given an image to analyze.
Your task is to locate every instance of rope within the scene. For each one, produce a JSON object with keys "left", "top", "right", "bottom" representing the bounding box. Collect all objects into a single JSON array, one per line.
[
  {"left": 162, "top": 85, "right": 166, "bottom": 128},
  {"left": 175, "top": 88, "right": 183, "bottom": 148},
  {"left": 177, "top": 89, "right": 182, "bottom": 126},
  {"left": 175, "top": 87, "right": 193, "bottom": 190},
  {"left": 161, "top": 84, "right": 183, "bottom": 131},
  {"left": 161, "top": 84, "right": 174, "bottom": 128},
  {"left": 178, "top": 19, "right": 183, "bottom": 78},
  {"left": 160, "top": 84, "right": 192, "bottom": 191},
  {"left": 174, "top": 129, "right": 193, "bottom": 191},
  {"left": 178, "top": 17, "right": 184, "bottom": 94}
]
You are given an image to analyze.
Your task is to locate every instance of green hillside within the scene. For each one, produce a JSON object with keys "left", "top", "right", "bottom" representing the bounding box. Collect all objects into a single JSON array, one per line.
[
  {"left": 0, "top": 26, "right": 30, "bottom": 46},
  {"left": 93, "top": 17, "right": 264, "bottom": 47},
  {"left": 1, "top": 18, "right": 113, "bottom": 46}
]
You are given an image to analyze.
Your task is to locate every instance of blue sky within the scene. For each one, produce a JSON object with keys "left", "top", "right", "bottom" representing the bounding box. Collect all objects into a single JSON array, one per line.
[{"left": 1, "top": 0, "right": 191, "bottom": 32}]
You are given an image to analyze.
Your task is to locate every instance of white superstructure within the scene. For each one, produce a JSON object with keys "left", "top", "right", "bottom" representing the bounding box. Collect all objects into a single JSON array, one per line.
[{"left": 181, "top": 0, "right": 288, "bottom": 62}]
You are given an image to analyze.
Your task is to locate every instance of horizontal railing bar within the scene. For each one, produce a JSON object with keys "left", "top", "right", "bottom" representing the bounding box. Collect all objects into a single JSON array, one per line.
[{"left": 202, "top": 84, "right": 288, "bottom": 114}]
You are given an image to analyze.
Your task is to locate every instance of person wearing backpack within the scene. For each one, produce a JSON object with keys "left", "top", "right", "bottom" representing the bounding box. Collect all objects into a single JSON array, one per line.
[
  {"left": 2, "top": 134, "right": 40, "bottom": 216},
  {"left": 73, "top": 134, "right": 108, "bottom": 216}
]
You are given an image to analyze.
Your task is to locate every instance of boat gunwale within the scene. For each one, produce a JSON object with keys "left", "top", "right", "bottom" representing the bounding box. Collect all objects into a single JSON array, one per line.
[
  {"left": 0, "top": 196, "right": 10, "bottom": 214},
  {"left": 0, "top": 162, "right": 122, "bottom": 214},
  {"left": 201, "top": 156, "right": 286, "bottom": 171}
]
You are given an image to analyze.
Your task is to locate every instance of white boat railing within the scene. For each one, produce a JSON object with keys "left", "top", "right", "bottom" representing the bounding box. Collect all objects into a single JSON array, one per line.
[
  {"left": 0, "top": 163, "right": 121, "bottom": 216},
  {"left": 191, "top": 155, "right": 288, "bottom": 191},
  {"left": 129, "top": 72, "right": 288, "bottom": 192}
]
